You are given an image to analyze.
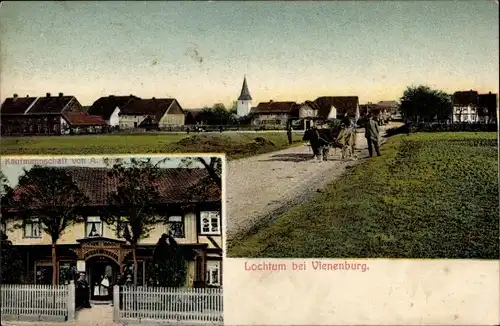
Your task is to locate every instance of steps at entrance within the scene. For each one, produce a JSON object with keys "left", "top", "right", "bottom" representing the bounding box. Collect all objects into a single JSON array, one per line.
[{"left": 90, "top": 300, "right": 113, "bottom": 305}]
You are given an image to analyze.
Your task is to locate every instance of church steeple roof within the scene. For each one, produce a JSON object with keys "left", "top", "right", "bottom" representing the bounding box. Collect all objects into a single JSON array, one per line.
[{"left": 238, "top": 76, "right": 252, "bottom": 101}]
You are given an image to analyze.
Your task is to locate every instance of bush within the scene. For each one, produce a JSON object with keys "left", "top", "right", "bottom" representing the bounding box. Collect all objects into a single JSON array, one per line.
[{"left": 386, "top": 122, "right": 497, "bottom": 136}]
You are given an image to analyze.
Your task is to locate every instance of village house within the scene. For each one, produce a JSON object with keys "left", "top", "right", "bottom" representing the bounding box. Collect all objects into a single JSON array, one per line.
[
  {"left": 118, "top": 98, "right": 185, "bottom": 130},
  {"left": 1, "top": 166, "right": 222, "bottom": 295},
  {"left": 452, "top": 90, "right": 480, "bottom": 123},
  {"left": 359, "top": 102, "right": 392, "bottom": 122},
  {"left": 250, "top": 101, "right": 298, "bottom": 128},
  {"left": 87, "top": 95, "right": 139, "bottom": 130},
  {"left": 477, "top": 92, "right": 498, "bottom": 123},
  {"left": 0, "top": 93, "right": 107, "bottom": 136},
  {"left": 296, "top": 96, "right": 360, "bottom": 129}
]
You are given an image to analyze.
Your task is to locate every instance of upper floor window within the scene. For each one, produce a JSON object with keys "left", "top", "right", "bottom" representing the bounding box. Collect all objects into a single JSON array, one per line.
[
  {"left": 24, "top": 218, "right": 42, "bottom": 238},
  {"left": 206, "top": 260, "right": 221, "bottom": 286},
  {"left": 85, "top": 216, "right": 103, "bottom": 237},
  {"left": 168, "top": 215, "right": 185, "bottom": 238},
  {"left": 200, "top": 211, "right": 221, "bottom": 235},
  {"left": 116, "top": 218, "right": 128, "bottom": 238}
]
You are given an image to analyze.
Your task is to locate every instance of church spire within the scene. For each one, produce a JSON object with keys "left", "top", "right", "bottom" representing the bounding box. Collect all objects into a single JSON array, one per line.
[{"left": 238, "top": 76, "right": 252, "bottom": 101}]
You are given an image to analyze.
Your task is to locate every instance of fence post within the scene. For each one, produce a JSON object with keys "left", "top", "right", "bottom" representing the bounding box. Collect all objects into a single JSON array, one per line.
[
  {"left": 67, "top": 281, "right": 76, "bottom": 321},
  {"left": 113, "top": 285, "right": 120, "bottom": 322}
]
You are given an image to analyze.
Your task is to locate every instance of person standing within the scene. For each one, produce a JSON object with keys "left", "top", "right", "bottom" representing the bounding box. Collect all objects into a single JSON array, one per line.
[
  {"left": 286, "top": 120, "right": 293, "bottom": 145},
  {"left": 365, "top": 113, "right": 381, "bottom": 157}
]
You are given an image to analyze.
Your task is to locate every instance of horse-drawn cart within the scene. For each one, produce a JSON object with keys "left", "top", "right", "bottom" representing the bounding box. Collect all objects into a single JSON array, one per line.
[{"left": 302, "top": 125, "right": 357, "bottom": 161}]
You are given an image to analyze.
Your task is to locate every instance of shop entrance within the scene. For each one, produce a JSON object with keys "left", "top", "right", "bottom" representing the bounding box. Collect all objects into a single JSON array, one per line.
[{"left": 86, "top": 256, "right": 119, "bottom": 301}]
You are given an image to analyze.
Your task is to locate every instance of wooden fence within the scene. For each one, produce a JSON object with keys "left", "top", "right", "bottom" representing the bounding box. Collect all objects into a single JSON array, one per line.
[
  {"left": 114, "top": 286, "right": 223, "bottom": 325},
  {"left": 0, "top": 283, "right": 75, "bottom": 322}
]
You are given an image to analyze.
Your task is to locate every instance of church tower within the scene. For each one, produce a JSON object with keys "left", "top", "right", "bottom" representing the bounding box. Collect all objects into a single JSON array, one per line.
[{"left": 237, "top": 76, "right": 252, "bottom": 117}]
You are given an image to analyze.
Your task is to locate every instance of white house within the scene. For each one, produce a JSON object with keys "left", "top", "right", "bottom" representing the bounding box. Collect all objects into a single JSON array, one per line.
[{"left": 88, "top": 95, "right": 139, "bottom": 128}]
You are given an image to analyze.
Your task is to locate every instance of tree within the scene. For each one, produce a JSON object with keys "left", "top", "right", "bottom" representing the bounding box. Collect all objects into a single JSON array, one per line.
[
  {"left": 229, "top": 101, "right": 238, "bottom": 115},
  {"left": 399, "top": 85, "right": 452, "bottom": 122},
  {"left": 0, "top": 172, "right": 23, "bottom": 284},
  {"left": 1, "top": 231, "right": 23, "bottom": 284},
  {"left": 102, "top": 158, "right": 164, "bottom": 286},
  {"left": 148, "top": 233, "right": 187, "bottom": 287},
  {"left": 13, "top": 166, "right": 88, "bottom": 285}
]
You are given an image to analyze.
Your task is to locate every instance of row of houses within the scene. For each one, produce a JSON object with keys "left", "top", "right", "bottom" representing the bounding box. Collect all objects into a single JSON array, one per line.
[
  {"left": 0, "top": 93, "right": 185, "bottom": 136},
  {"left": 248, "top": 97, "right": 398, "bottom": 129},
  {"left": 1, "top": 165, "right": 222, "bottom": 290},
  {"left": 450, "top": 90, "right": 497, "bottom": 123}
]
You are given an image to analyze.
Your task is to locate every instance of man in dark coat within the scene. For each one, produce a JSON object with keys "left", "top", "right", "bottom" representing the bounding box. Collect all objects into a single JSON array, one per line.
[
  {"left": 76, "top": 272, "right": 92, "bottom": 308},
  {"left": 365, "top": 113, "right": 381, "bottom": 157},
  {"left": 286, "top": 120, "right": 293, "bottom": 145}
]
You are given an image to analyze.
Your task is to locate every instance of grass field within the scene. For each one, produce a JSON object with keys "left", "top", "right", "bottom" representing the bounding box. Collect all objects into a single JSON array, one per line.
[
  {"left": 228, "top": 132, "right": 499, "bottom": 259},
  {"left": 0, "top": 132, "right": 303, "bottom": 159}
]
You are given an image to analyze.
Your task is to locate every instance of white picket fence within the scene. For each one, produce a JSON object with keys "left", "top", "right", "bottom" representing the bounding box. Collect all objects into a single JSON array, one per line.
[
  {"left": 114, "top": 286, "right": 223, "bottom": 324},
  {"left": 1, "top": 283, "right": 75, "bottom": 321}
]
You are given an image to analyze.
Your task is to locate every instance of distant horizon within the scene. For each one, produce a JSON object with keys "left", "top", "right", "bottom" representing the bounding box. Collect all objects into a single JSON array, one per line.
[{"left": 1, "top": 1, "right": 498, "bottom": 108}]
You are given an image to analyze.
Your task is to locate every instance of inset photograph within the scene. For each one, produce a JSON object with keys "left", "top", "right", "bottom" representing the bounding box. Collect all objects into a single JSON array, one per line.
[{"left": 1, "top": 154, "right": 224, "bottom": 325}]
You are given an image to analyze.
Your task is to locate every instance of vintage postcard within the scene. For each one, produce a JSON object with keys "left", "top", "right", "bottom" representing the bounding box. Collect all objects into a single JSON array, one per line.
[{"left": 0, "top": 1, "right": 498, "bottom": 325}]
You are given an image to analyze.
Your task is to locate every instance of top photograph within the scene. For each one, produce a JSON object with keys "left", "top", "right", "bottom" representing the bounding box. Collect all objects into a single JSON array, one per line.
[{"left": 1, "top": 1, "right": 498, "bottom": 260}]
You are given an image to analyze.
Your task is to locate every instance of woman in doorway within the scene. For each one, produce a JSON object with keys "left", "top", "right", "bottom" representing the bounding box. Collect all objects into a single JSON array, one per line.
[{"left": 99, "top": 274, "right": 110, "bottom": 298}]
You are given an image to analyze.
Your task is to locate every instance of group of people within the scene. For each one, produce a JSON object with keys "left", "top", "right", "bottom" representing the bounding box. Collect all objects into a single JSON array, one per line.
[{"left": 302, "top": 112, "right": 382, "bottom": 161}]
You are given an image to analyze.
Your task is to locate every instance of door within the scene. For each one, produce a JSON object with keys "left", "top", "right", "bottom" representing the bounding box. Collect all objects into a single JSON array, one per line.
[
  {"left": 305, "top": 120, "right": 311, "bottom": 130},
  {"left": 88, "top": 257, "right": 117, "bottom": 301}
]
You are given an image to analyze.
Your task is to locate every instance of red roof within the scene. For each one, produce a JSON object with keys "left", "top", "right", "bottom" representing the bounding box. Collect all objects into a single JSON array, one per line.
[
  {"left": 27, "top": 95, "right": 75, "bottom": 114},
  {"left": 452, "top": 91, "right": 478, "bottom": 106},
  {"left": 63, "top": 112, "right": 107, "bottom": 126},
  {"left": 120, "top": 98, "right": 176, "bottom": 122},
  {"left": 253, "top": 101, "right": 297, "bottom": 114},
  {"left": 11, "top": 167, "right": 220, "bottom": 209},
  {"left": 1, "top": 96, "right": 38, "bottom": 115}
]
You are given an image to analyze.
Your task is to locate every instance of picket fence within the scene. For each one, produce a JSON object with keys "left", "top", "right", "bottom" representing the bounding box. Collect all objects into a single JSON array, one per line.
[
  {"left": 0, "top": 283, "right": 75, "bottom": 322},
  {"left": 114, "top": 286, "right": 223, "bottom": 324}
]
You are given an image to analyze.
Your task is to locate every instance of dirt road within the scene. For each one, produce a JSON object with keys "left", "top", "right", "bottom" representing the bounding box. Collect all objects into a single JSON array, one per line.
[{"left": 226, "top": 127, "right": 390, "bottom": 242}]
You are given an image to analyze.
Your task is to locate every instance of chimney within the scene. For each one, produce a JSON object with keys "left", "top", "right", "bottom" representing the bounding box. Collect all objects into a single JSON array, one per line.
[
  {"left": 13, "top": 93, "right": 18, "bottom": 99},
  {"left": 59, "top": 92, "right": 63, "bottom": 97},
  {"left": 46, "top": 93, "right": 51, "bottom": 97},
  {"left": 26, "top": 95, "right": 29, "bottom": 98}
]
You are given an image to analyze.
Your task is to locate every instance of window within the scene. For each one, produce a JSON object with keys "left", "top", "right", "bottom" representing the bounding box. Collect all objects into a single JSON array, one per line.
[
  {"left": 116, "top": 218, "right": 128, "bottom": 238},
  {"left": 200, "top": 211, "right": 221, "bottom": 235},
  {"left": 168, "top": 215, "right": 185, "bottom": 238},
  {"left": 24, "top": 218, "right": 42, "bottom": 238},
  {"left": 206, "top": 261, "right": 220, "bottom": 286},
  {"left": 85, "top": 216, "right": 103, "bottom": 237}
]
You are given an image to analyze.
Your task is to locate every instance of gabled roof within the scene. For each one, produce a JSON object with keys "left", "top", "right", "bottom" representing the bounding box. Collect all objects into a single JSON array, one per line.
[
  {"left": 238, "top": 77, "right": 252, "bottom": 101},
  {"left": 120, "top": 98, "right": 178, "bottom": 122},
  {"left": 62, "top": 112, "right": 107, "bottom": 126},
  {"left": 253, "top": 101, "right": 296, "bottom": 114},
  {"left": 26, "top": 95, "right": 75, "bottom": 114},
  {"left": 452, "top": 90, "right": 478, "bottom": 106},
  {"left": 313, "top": 96, "right": 359, "bottom": 117},
  {"left": 88, "top": 95, "right": 139, "bottom": 120},
  {"left": 376, "top": 100, "right": 398, "bottom": 108},
  {"left": 1, "top": 96, "right": 38, "bottom": 115},
  {"left": 10, "top": 166, "right": 221, "bottom": 209}
]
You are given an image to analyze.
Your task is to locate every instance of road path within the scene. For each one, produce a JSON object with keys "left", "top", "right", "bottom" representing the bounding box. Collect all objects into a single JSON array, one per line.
[{"left": 226, "top": 126, "right": 390, "bottom": 241}]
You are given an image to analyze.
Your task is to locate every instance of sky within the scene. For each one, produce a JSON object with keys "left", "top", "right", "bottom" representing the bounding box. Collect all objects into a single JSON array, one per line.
[
  {"left": 0, "top": 155, "right": 216, "bottom": 187},
  {"left": 1, "top": 1, "right": 498, "bottom": 108}
]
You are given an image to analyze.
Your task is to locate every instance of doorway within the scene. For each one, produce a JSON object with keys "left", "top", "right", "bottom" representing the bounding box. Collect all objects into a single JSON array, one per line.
[
  {"left": 86, "top": 256, "right": 119, "bottom": 301},
  {"left": 305, "top": 120, "right": 311, "bottom": 130}
]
